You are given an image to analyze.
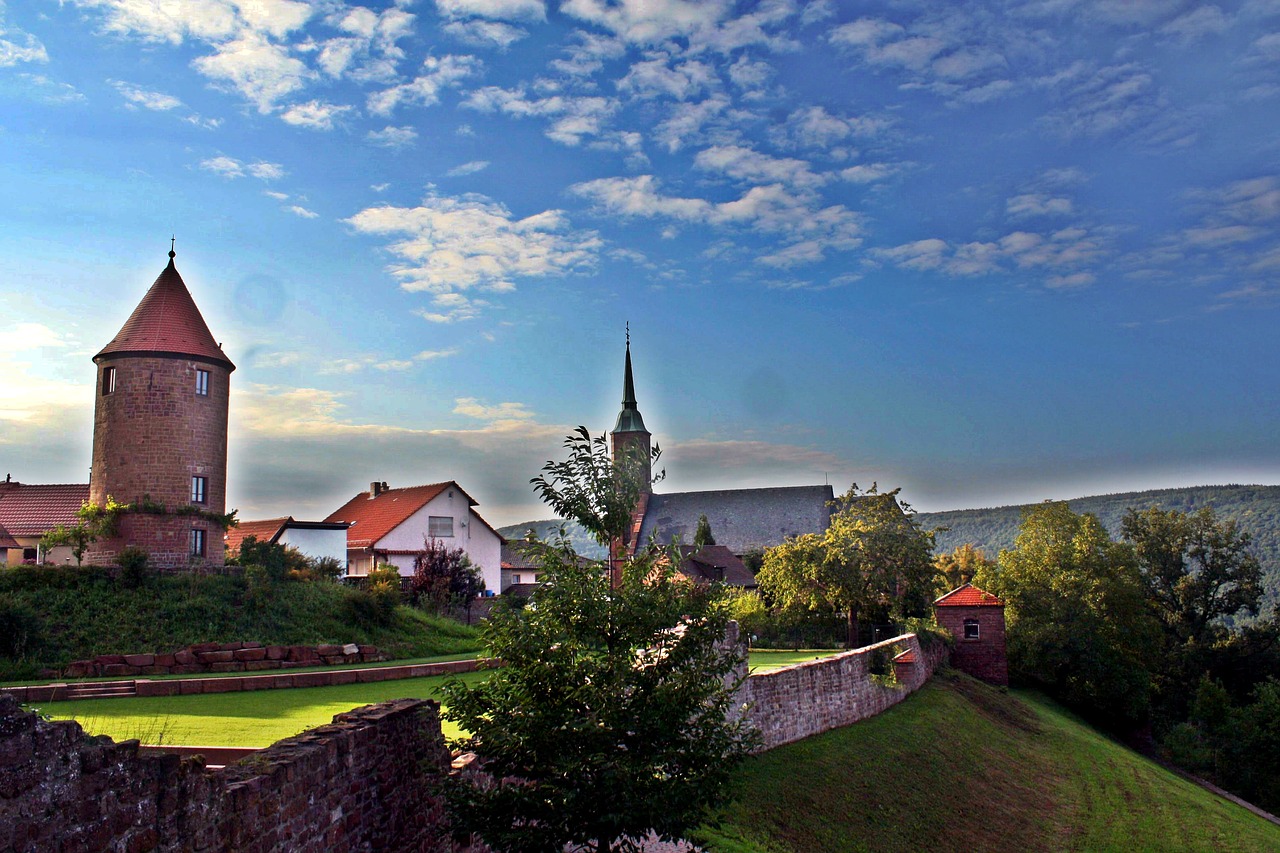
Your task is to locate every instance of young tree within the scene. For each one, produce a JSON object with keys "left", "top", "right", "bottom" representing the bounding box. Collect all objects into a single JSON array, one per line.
[
  {"left": 410, "top": 536, "right": 483, "bottom": 615},
  {"left": 979, "top": 502, "right": 1161, "bottom": 723},
  {"left": 933, "top": 543, "right": 995, "bottom": 595},
  {"left": 444, "top": 432, "right": 754, "bottom": 853},
  {"left": 693, "top": 514, "right": 716, "bottom": 548},
  {"left": 756, "top": 485, "right": 935, "bottom": 649}
]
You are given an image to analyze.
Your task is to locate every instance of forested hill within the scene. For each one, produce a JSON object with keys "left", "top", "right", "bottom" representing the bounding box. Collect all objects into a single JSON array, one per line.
[
  {"left": 917, "top": 484, "right": 1280, "bottom": 603},
  {"left": 496, "top": 519, "right": 608, "bottom": 559}
]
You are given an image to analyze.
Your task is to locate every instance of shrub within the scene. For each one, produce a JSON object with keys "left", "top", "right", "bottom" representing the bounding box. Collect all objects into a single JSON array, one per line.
[
  {"left": 116, "top": 546, "right": 150, "bottom": 588},
  {"left": 0, "top": 594, "right": 44, "bottom": 658}
]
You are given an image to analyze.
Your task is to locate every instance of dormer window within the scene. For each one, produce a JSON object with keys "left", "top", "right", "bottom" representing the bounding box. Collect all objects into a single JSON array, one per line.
[
  {"left": 102, "top": 366, "right": 116, "bottom": 395},
  {"left": 196, "top": 369, "right": 209, "bottom": 396}
]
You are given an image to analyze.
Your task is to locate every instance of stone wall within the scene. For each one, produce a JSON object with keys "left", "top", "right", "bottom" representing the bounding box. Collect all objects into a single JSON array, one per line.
[
  {"left": 0, "top": 693, "right": 468, "bottom": 853},
  {"left": 741, "top": 633, "right": 947, "bottom": 750},
  {"left": 66, "top": 641, "right": 390, "bottom": 679}
]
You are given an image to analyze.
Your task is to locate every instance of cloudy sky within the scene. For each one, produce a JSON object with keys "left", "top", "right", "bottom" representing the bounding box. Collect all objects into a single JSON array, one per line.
[{"left": 2, "top": 0, "right": 1278, "bottom": 528}]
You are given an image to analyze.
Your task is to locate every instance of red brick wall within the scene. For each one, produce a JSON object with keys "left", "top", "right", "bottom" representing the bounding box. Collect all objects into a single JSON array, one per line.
[
  {"left": 935, "top": 605, "right": 1009, "bottom": 685},
  {"left": 0, "top": 694, "right": 472, "bottom": 852},
  {"left": 88, "top": 354, "right": 230, "bottom": 569}
]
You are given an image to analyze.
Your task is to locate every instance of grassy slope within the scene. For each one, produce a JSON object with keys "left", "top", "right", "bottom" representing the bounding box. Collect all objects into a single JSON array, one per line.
[
  {"left": 917, "top": 484, "right": 1280, "bottom": 605},
  {"left": 0, "top": 568, "right": 482, "bottom": 674},
  {"left": 694, "top": 672, "right": 1280, "bottom": 853}
]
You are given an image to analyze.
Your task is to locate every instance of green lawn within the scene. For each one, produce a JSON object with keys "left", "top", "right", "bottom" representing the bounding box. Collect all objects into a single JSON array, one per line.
[
  {"left": 746, "top": 649, "right": 842, "bottom": 672},
  {"left": 692, "top": 671, "right": 1280, "bottom": 852},
  {"left": 35, "top": 650, "right": 837, "bottom": 747}
]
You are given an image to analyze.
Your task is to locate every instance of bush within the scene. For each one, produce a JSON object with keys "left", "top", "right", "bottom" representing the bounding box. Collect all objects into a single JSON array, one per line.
[
  {"left": 0, "top": 594, "right": 44, "bottom": 658},
  {"left": 116, "top": 546, "right": 150, "bottom": 588},
  {"left": 343, "top": 564, "right": 402, "bottom": 628}
]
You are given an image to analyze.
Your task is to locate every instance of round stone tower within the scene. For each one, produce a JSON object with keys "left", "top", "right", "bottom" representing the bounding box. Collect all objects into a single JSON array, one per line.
[{"left": 87, "top": 246, "right": 235, "bottom": 570}]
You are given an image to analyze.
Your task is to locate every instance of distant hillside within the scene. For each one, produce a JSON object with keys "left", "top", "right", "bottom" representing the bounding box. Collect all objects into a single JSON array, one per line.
[
  {"left": 917, "top": 484, "right": 1280, "bottom": 604},
  {"left": 496, "top": 519, "right": 608, "bottom": 560}
]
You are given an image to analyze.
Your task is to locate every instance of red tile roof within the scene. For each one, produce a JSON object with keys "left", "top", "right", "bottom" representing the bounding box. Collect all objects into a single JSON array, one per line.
[
  {"left": 0, "top": 482, "right": 90, "bottom": 537},
  {"left": 224, "top": 517, "right": 291, "bottom": 553},
  {"left": 94, "top": 254, "right": 235, "bottom": 370},
  {"left": 0, "top": 523, "right": 19, "bottom": 549},
  {"left": 324, "top": 482, "right": 464, "bottom": 548},
  {"left": 893, "top": 649, "right": 917, "bottom": 664},
  {"left": 935, "top": 583, "right": 1005, "bottom": 607}
]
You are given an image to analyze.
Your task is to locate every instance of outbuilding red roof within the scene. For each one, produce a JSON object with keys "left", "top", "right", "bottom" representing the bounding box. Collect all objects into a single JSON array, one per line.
[
  {"left": 935, "top": 583, "right": 1005, "bottom": 607},
  {"left": 324, "top": 482, "right": 463, "bottom": 548},
  {"left": 224, "top": 517, "right": 291, "bottom": 553},
  {"left": 0, "top": 482, "right": 90, "bottom": 537},
  {"left": 94, "top": 252, "right": 235, "bottom": 370}
]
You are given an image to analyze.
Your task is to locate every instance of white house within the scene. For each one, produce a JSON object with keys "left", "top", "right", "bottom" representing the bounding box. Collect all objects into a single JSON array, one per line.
[
  {"left": 324, "top": 481, "right": 504, "bottom": 595},
  {"left": 225, "top": 517, "right": 349, "bottom": 565}
]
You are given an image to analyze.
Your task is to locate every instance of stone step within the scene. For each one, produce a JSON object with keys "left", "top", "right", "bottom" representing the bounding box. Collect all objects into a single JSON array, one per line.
[{"left": 64, "top": 681, "right": 137, "bottom": 700}]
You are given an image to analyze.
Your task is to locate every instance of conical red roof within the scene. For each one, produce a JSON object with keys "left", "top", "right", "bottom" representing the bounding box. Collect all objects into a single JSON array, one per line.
[{"left": 94, "top": 252, "right": 234, "bottom": 370}]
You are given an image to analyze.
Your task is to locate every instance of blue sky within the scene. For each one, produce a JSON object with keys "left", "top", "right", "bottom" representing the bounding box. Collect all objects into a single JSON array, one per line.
[{"left": 2, "top": 0, "right": 1279, "bottom": 528}]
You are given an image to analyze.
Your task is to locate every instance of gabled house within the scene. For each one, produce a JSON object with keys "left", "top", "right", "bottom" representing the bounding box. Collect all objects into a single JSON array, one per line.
[
  {"left": 324, "top": 481, "right": 504, "bottom": 594},
  {"left": 500, "top": 540, "right": 542, "bottom": 593},
  {"left": 224, "top": 517, "right": 348, "bottom": 564},
  {"left": 0, "top": 479, "right": 90, "bottom": 565}
]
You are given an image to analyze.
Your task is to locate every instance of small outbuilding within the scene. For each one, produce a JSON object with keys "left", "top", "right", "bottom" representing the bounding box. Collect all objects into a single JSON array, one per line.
[{"left": 933, "top": 582, "right": 1008, "bottom": 686}]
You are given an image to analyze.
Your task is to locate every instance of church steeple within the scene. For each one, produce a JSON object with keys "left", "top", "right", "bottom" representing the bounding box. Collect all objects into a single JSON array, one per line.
[{"left": 612, "top": 324, "right": 648, "bottom": 435}]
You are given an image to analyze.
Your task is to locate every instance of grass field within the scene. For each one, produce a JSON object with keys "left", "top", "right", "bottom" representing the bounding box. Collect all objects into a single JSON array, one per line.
[
  {"left": 691, "top": 671, "right": 1280, "bottom": 852},
  {"left": 35, "top": 650, "right": 839, "bottom": 747}
]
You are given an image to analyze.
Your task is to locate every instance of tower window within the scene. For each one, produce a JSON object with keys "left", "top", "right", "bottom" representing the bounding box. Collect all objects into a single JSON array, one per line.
[
  {"left": 963, "top": 619, "right": 980, "bottom": 640},
  {"left": 102, "top": 367, "right": 116, "bottom": 395},
  {"left": 192, "top": 476, "right": 207, "bottom": 504},
  {"left": 190, "top": 528, "right": 206, "bottom": 557},
  {"left": 428, "top": 516, "right": 454, "bottom": 538},
  {"left": 196, "top": 369, "right": 209, "bottom": 396}
]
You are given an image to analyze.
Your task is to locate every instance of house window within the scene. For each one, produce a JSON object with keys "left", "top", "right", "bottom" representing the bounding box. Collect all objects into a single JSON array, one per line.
[
  {"left": 191, "top": 476, "right": 207, "bottom": 504},
  {"left": 196, "top": 369, "right": 209, "bottom": 396},
  {"left": 102, "top": 366, "right": 116, "bottom": 395},
  {"left": 963, "top": 619, "right": 980, "bottom": 640},
  {"left": 513, "top": 574, "right": 522, "bottom": 585},
  {"left": 428, "top": 516, "right": 454, "bottom": 537},
  {"left": 190, "top": 528, "right": 206, "bottom": 557}
]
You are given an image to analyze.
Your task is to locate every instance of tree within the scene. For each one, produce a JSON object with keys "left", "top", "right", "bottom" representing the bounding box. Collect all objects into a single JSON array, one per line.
[
  {"left": 410, "top": 536, "right": 484, "bottom": 615},
  {"left": 38, "top": 497, "right": 127, "bottom": 566},
  {"left": 443, "top": 431, "right": 754, "bottom": 853},
  {"left": 756, "top": 484, "right": 935, "bottom": 649},
  {"left": 693, "top": 514, "right": 716, "bottom": 548},
  {"left": 978, "top": 502, "right": 1160, "bottom": 722},
  {"left": 933, "top": 543, "right": 995, "bottom": 595}
]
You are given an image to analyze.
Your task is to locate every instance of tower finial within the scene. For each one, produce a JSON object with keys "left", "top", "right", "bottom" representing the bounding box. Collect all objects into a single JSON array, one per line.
[
  {"left": 169, "top": 235, "right": 176, "bottom": 262},
  {"left": 626, "top": 320, "right": 630, "bottom": 348}
]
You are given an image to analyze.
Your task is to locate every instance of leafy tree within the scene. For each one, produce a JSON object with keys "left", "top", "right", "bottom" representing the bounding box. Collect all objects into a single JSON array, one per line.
[
  {"left": 411, "top": 536, "right": 484, "bottom": 615},
  {"left": 933, "top": 543, "right": 995, "bottom": 595},
  {"left": 694, "top": 514, "right": 716, "bottom": 548},
  {"left": 531, "top": 426, "right": 662, "bottom": 548},
  {"left": 38, "top": 497, "right": 128, "bottom": 566},
  {"left": 978, "top": 502, "right": 1160, "bottom": 722},
  {"left": 444, "top": 431, "right": 753, "bottom": 853},
  {"left": 756, "top": 485, "right": 935, "bottom": 649}
]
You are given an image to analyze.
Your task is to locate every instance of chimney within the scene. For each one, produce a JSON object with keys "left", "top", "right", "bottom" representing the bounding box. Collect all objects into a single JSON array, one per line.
[{"left": 370, "top": 481, "right": 383, "bottom": 498}]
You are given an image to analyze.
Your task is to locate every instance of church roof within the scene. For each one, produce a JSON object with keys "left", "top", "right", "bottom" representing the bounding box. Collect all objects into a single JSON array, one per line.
[
  {"left": 935, "top": 583, "right": 1005, "bottom": 607},
  {"left": 676, "top": 544, "right": 756, "bottom": 587},
  {"left": 94, "top": 250, "right": 235, "bottom": 370},
  {"left": 0, "top": 482, "right": 90, "bottom": 537},
  {"left": 637, "top": 485, "right": 835, "bottom": 555}
]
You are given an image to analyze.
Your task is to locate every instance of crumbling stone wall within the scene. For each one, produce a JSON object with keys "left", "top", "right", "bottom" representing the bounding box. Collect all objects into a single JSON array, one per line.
[
  {"left": 0, "top": 694, "right": 463, "bottom": 852},
  {"left": 740, "top": 633, "right": 946, "bottom": 750}
]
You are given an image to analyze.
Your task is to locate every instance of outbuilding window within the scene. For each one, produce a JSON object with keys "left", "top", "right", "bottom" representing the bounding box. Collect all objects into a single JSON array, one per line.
[
  {"left": 429, "top": 516, "right": 454, "bottom": 538},
  {"left": 196, "top": 369, "right": 209, "bottom": 396},
  {"left": 963, "top": 618, "right": 980, "bottom": 640}
]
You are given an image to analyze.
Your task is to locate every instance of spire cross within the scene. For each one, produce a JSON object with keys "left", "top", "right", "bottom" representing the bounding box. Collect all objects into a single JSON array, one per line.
[{"left": 169, "top": 235, "right": 176, "bottom": 261}]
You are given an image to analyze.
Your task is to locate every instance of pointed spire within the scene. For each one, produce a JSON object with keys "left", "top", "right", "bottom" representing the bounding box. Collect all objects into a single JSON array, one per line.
[{"left": 612, "top": 323, "right": 648, "bottom": 434}]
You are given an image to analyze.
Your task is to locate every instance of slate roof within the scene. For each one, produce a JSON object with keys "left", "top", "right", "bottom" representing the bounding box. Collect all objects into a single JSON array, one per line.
[
  {"left": 935, "top": 583, "right": 1005, "bottom": 607},
  {"left": 636, "top": 485, "right": 835, "bottom": 555},
  {"left": 676, "top": 544, "right": 756, "bottom": 587},
  {"left": 0, "top": 482, "right": 90, "bottom": 537},
  {"left": 94, "top": 252, "right": 235, "bottom": 370}
]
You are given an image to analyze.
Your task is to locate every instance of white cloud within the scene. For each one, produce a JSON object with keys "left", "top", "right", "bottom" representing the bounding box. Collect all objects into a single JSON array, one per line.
[
  {"left": 366, "top": 125, "right": 419, "bottom": 148},
  {"left": 435, "top": 0, "right": 546, "bottom": 22},
  {"left": 446, "top": 160, "right": 490, "bottom": 176},
  {"left": 416, "top": 348, "right": 460, "bottom": 360},
  {"left": 109, "top": 80, "right": 182, "bottom": 110},
  {"left": 773, "top": 105, "right": 891, "bottom": 150},
  {"left": 694, "top": 145, "right": 826, "bottom": 189},
  {"left": 200, "top": 156, "right": 285, "bottom": 180},
  {"left": 280, "top": 99, "right": 352, "bottom": 130},
  {"left": 344, "top": 192, "right": 602, "bottom": 322},
  {"left": 1006, "top": 193, "right": 1074, "bottom": 218},
  {"left": 16, "top": 73, "right": 84, "bottom": 104},
  {"left": 550, "top": 29, "right": 625, "bottom": 77},
  {"left": 0, "top": 7, "right": 48, "bottom": 67},
  {"left": 263, "top": 190, "right": 289, "bottom": 200},
  {"left": 1159, "top": 6, "right": 1230, "bottom": 43},
  {"left": 652, "top": 93, "right": 730, "bottom": 152},
  {"left": 839, "top": 163, "right": 896, "bottom": 183},
  {"left": 617, "top": 54, "right": 716, "bottom": 100},
  {"left": 368, "top": 54, "right": 480, "bottom": 115},
  {"left": 287, "top": 205, "right": 319, "bottom": 219},
  {"left": 441, "top": 19, "right": 528, "bottom": 48},
  {"left": 874, "top": 225, "right": 1107, "bottom": 280},
  {"left": 192, "top": 31, "right": 312, "bottom": 112},
  {"left": 453, "top": 397, "right": 536, "bottom": 423},
  {"left": 464, "top": 86, "right": 618, "bottom": 145}
]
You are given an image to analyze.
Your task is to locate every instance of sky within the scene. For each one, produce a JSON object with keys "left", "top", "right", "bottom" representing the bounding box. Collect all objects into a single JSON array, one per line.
[{"left": 1, "top": 0, "right": 1279, "bottom": 529}]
